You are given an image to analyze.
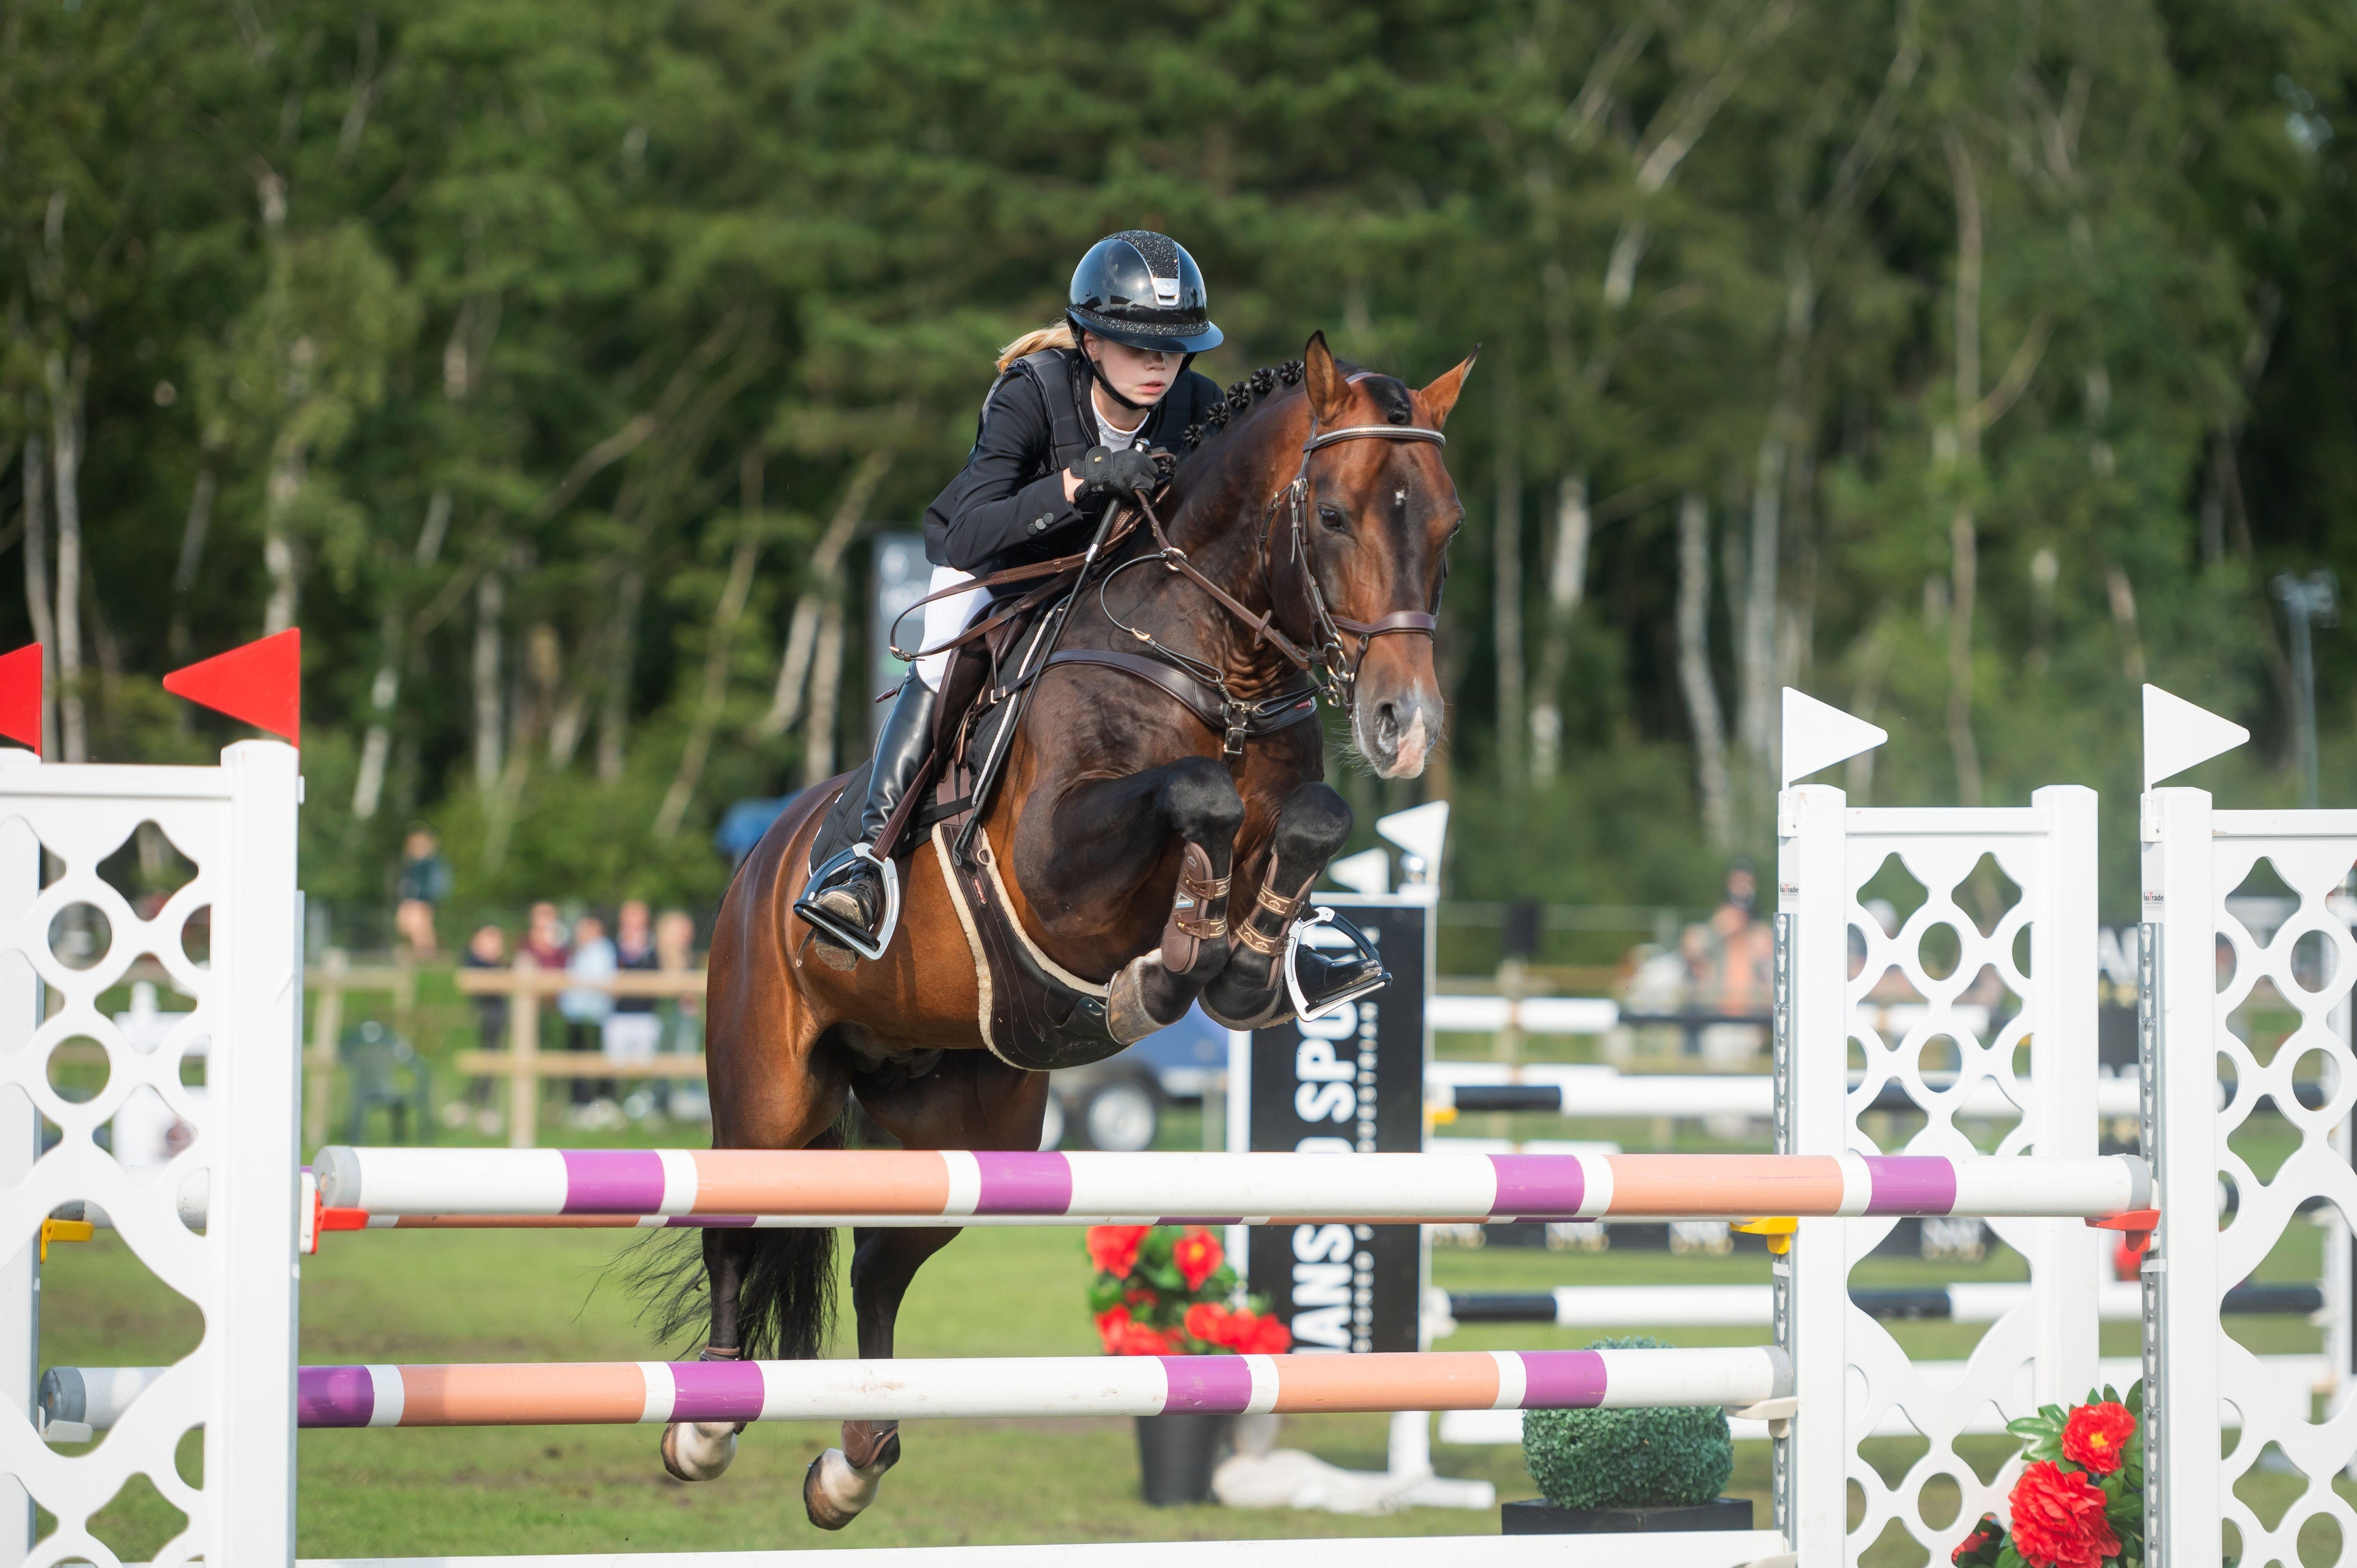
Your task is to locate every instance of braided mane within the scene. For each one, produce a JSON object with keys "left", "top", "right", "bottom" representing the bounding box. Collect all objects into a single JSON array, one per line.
[
  {"left": 1182, "top": 358, "right": 1304, "bottom": 451},
  {"left": 1179, "top": 357, "right": 1417, "bottom": 455}
]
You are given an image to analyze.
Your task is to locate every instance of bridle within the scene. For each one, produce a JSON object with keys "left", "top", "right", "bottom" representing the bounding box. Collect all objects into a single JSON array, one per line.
[
  {"left": 1274, "top": 417, "right": 1447, "bottom": 705},
  {"left": 1113, "top": 412, "right": 1447, "bottom": 716}
]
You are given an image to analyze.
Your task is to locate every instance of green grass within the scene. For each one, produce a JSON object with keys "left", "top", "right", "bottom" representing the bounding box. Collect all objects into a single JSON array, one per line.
[{"left": 43, "top": 1191, "right": 2351, "bottom": 1561}]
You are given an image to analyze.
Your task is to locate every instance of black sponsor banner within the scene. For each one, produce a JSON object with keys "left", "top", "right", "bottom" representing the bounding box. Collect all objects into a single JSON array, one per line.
[{"left": 1245, "top": 900, "right": 1426, "bottom": 1356}]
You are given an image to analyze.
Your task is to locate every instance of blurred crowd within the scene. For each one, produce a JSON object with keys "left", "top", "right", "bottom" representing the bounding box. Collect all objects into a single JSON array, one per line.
[{"left": 452, "top": 900, "right": 709, "bottom": 1133}]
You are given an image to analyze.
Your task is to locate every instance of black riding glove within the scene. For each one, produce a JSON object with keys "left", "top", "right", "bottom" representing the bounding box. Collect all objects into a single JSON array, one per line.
[{"left": 1070, "top": 446, "right": 1162, "bottom": 509}]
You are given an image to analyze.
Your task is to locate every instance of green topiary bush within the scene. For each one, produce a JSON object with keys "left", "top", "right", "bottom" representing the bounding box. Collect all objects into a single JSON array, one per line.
[{"left": 1522, "top": 1336, "right": 1735, "bottom": 1510}]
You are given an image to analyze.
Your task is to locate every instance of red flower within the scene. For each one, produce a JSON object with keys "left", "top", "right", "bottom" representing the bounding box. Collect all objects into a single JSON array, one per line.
[
  {"left": 1094, "top": 1306, "right": 1134, "bottom": 1353},
  {"left": 2006, "top": 1461, "right": 2121, "bottom": 1568},
  {"left": 1235, "top": 1310, "right": 1291, "bottom": 1354},
  {"left": 1086, "top": 1226, "right": 1150, "bottom": 1279},
  {"left": 1172, "top": 1227, "right": 1224, "bottom": 1291},
  {"left": 1184, "top": 1302, "right": 1232, "bottom": 1345},
  {"left": 1115, "top": 1319, "right": 1176, "bottom": 1356},
  {"left": 2061, "top": 1402, "right": 2136, "bottom": 1476},
  {"left": 1951, "top": 1513, "right": 2007, "bottom": 1567}
]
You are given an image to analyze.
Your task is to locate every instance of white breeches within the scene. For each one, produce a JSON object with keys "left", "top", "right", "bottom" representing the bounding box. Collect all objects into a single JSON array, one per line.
[{"left": 913, "top": 565, "right": 990, "bottom": 692}]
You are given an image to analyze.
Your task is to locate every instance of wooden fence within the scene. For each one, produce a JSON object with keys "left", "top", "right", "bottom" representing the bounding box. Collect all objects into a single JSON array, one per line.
[
  {"left": 449, "top": 962, "right": 708, "bottom": 1148},
  {"left": 285, "top": 955, "right": 709, "bottom": 1149}
]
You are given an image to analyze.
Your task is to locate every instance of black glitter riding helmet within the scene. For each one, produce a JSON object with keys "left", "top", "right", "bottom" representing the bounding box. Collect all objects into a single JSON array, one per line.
[{"left": 1066, "top": 231, "right": 1223, "bottom": 410}]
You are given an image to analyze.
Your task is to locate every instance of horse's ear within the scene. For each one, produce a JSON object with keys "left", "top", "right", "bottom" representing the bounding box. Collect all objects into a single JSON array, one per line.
[
  {"left": 1417, "top": 346, "right": 1480, "bottom": 428},
  {"left": 1303, "top": 331, "right": 1347, "bottom": 423}
]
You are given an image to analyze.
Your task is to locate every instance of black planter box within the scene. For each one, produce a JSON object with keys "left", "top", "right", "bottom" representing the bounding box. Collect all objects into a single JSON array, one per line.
[{"left": 1503, "top": 1496, "right": 1754, "bottom": 1534}]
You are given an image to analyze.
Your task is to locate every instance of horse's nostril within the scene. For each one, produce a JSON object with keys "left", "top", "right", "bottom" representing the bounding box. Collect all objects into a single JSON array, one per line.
[{"left": 1373, "top": 702, "right": 1401, "bottom": 751}]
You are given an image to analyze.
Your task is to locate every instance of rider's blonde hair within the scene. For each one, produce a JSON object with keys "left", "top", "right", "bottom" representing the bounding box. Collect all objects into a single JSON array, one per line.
[{"left": 996, "top": 322, "right": 1077, "bottom": 373}]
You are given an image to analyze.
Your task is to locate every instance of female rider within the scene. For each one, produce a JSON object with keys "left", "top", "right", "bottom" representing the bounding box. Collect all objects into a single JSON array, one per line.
[{"left": 796, "top": 230, "right": 1228, "bottom": 962}]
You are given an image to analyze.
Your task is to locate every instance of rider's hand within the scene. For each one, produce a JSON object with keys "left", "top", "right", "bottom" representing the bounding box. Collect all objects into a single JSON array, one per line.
[
  {"left": 1066, "top": 445, "right": 1112, "bottom": 503},
  {"left": 1071, "top": 446, "right": 1160, "bottom": 508}
]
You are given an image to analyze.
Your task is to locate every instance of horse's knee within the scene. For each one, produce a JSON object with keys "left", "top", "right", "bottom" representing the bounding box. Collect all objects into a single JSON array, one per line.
[
  {"left": 1271, "top": 782, "right": 1352, "bottom": 862},
  {"left": 1158, "top": 756, "right": 1245, "bottom": 849}
]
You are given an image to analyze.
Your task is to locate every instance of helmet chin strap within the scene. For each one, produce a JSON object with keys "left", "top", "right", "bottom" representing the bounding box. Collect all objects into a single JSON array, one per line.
[{"left": 1076, "top": 330, "right": 1192, "bottom": 417}]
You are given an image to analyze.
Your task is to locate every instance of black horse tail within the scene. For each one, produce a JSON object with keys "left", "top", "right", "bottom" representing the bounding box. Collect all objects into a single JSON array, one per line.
[{"left": 626, "top": 1127, "right": 840, "bottom": 1362}]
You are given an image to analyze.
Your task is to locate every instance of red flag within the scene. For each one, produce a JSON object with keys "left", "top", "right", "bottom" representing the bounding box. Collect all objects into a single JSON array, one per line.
[
  {"left": 0, "top": 644, "right": 39, "bottom": 755},
  {"left": 164, "top": 628, "right": 301, "bottom": 745}
]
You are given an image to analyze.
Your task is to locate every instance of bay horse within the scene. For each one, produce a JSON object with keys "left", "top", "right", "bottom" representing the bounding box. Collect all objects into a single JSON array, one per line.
[{"left": 651, "top": 331, "right": 1474, "bottom": 1527}]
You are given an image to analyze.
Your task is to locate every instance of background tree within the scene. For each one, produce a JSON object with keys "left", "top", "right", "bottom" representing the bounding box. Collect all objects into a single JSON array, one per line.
[{"left": 0, "top": 0, "right": 2347, "bottom": 932}]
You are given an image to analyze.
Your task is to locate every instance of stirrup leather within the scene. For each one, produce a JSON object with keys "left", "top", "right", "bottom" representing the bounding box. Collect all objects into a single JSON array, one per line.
[
  {"left": 794, "top": 842, "right": 902, "bottom": 962},
  {"left": 1285, "top": 905, "right": 1390, "bottom": 1023}
]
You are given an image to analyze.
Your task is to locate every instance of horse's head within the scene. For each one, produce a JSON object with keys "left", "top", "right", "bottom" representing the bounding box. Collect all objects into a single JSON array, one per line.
[{"left": 1278, "top": 331, "right": 1476, "bottom": 779}]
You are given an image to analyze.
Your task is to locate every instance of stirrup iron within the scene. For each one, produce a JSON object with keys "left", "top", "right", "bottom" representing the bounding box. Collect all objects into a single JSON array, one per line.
[
  {"left": 1285, "top": 905, "right": 1390, "bottom": 1022},
  {"left": 795, "top": 842, "right": 902, "bottom": 963}
]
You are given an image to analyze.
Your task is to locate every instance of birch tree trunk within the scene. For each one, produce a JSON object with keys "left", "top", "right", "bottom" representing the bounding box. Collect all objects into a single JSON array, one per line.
[
  {"left": 801, "top": 597, "right": 845, "bottom": 787},
  {"left": 166, "top": 466, "right": 215, "bottom": 662},
  {"left": 1675, "top": 492, "right": 1732, "bottom": 849},
  {"left": 261, "top": 428, "right": 306, "bottom": 637},
  {"left": 352, "top": 613, "right": 400, "bottom": 820},
  {"left": 1943, "top": 128, "right": 1984, "bottom": 807},
  {"left": 1528, "top": 474, "right": 1589, "bottom": 783},
  {"left": 472, "top": 569, "right": 503, "bottom": 792},
  {"left": 657, "top": 449, "right": 765, "bottom": 837},
  {"left": 1844, "top": 617, "right": 1895, "bottom": 803},
  {"left": 47, "top": 349, "right": 87, "bottom": 763},
  {"left": 19, "top": 434, "right": 57, "bottom": 759},
  {"left": 762, "top": 449, "right": 889, "bottom": 735},
  {"left": 353, "top": 488, "right": 451, "bottom": 819},
  {"left": 1740, "top": 430, "right": 1782, "bottom": 767},
  {"left": 596, "top": 568, "right": 643, "bottom": 784},
  {"left": 1491, "top": 380, "right": 1524, "bottom": 784}
]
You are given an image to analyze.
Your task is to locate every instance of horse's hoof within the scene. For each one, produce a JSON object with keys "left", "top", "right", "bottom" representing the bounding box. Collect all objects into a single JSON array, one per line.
[
  {"left": 803, "top": 1431, "right": 900, "bottom": 1529},
  {"left": 811, "top": 934, "right": 858, "bottom": 973},
  {"left": 660, "top": 1420, "right": 738, "bottom": 1482}
]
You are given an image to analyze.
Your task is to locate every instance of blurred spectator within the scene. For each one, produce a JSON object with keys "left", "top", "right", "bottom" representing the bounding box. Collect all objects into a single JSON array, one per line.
[
  {"left": 607, "top": 902, "right": 662, "bottom": 1112},
  {"left": 394, "top": 827, "right": 452, "bottom": 956},
  {"left": 1679, "top": 861, "right": 1773, "bottom": 1068},
  {"left": 448, "top": 924, "right": 510, "bottom": 1135},
  {"left": 656, "top": 909, "right": 708, "bottom": 1121},
  {"left": 560, "top": 913, "right": 617, "bottom": 1124},
  {"left": 521, "top": 902, "right": 568, "bottom": 968}
]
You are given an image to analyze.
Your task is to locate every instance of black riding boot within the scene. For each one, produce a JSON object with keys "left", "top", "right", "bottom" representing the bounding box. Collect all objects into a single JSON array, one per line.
[{"left": 794, "top": 676, "right": 940, "bottom": 963}]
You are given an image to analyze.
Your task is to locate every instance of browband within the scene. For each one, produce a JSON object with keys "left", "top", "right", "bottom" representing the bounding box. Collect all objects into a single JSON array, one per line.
[{"left": 1303, "top": 425, "right": 1446, "bottom": 452}]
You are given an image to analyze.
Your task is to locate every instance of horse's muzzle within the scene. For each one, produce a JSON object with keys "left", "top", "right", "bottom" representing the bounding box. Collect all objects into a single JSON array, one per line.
[{"left": 1357, "top": 686, "right": 1443, "bottom": 779}]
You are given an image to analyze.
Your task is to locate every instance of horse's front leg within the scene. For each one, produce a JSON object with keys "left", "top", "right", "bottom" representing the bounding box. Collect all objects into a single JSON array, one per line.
[
  {"left": 1022, "top": 754, "right": 1246, "bottom": 1041},
  {"left": 1201, "top": 782, "right": 1353, "bottom": 1027}
]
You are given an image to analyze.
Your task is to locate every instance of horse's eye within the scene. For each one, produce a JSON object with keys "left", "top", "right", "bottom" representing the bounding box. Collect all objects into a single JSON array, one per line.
[{"left": 1317, "top": 504, "right": 1348, "bottom": 533}]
